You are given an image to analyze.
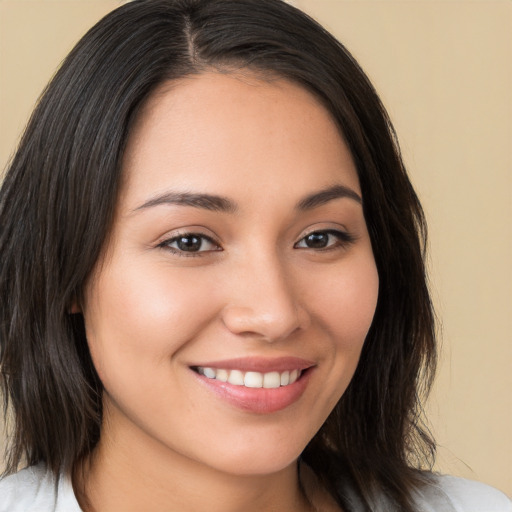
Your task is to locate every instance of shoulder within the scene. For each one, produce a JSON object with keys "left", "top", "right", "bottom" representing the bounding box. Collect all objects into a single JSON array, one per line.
[
  {"left": 0, "top": 464, "right": 81, "bottom": 512},
  {"left": 415, "top": 474, "right": 512, "bottom": 512}
]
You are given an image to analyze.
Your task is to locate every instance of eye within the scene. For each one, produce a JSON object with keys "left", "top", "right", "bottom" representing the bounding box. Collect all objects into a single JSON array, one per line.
[
  {"left": 294, "top": 229, "right": 355, "bottom": 250},
  {"left": 159, "top": 233, "right": 221, "bottom": 255}
]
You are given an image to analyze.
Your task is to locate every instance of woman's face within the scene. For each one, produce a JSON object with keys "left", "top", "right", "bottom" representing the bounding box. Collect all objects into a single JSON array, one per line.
[{"left": 82, "top": 72, "right": 379, "bottom": 476}]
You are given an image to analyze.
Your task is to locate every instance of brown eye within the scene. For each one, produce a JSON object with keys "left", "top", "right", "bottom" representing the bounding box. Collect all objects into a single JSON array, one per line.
[
  {"left": 175, "top": 235, "right": 203, "bottom": 252},
  {"left": 160, "top": 233, "right": 220, "bottom": 255},
  {"left": 294, "top": 230, "right": 355, "bottom": 250},
  {"left": 304, "top": 232, "right": 329, "bottom": 248}
]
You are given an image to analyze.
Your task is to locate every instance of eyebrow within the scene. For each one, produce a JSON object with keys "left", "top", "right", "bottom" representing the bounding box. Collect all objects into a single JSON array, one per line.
[
  {"left": 133, "top": 191, "right": 238, "bottom": 214},
  {"left": 296, "top": 184, "right": 362, "bottom": 210},
  {"left": 132, "top": 184, "right": 361, "bottom": 214}
]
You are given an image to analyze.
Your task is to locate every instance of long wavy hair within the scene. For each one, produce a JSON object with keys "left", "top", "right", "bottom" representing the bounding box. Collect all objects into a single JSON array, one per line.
[{"left": 0, "top": 0, "right": 436, "bottom": 510}]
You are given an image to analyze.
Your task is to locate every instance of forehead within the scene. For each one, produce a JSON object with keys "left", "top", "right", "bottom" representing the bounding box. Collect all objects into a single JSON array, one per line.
[{"left": 120, "top": 71, "right": 359, "bottom": 210}]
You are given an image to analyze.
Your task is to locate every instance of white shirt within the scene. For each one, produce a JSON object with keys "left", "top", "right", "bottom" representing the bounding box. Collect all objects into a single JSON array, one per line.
[
  {"left": 0, "top": 465, "right": 80, "bottom": 512},
  {"left": 0, "top": 464, "right": 510, "bottom": 511}
]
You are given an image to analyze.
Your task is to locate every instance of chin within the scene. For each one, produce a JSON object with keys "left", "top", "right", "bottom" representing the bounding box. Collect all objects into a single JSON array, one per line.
[{"left": 193, "top": 434, "right": 311, "bottom": 477}]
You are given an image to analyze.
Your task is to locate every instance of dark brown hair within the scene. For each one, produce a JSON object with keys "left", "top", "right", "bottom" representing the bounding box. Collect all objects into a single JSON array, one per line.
[{"left": 0, "top": 1, "right": 436, "bottom": 510}]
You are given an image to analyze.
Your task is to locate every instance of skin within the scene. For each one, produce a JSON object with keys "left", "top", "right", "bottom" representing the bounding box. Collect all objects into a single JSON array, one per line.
[{"left": 77, "top": 72, "right": 379, "bottom": 512}]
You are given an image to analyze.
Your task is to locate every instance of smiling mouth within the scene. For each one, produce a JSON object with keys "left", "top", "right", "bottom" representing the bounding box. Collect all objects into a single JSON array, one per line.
[
  {"left": 191, "top": 359, "right": 314, "bottom": 413},
  {"left": 195, "top": 367, "right": 302, "bottom": 388}
]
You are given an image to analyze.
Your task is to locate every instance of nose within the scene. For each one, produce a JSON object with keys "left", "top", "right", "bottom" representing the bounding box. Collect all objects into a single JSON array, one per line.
[{"left": 221, "top": 255, "right": 309, "bottom": 342}]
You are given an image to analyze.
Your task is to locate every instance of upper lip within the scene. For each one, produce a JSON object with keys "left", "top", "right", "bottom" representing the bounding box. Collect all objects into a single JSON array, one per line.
[{"left": 190, "top": 356, "right": 315, "bottom": 373}]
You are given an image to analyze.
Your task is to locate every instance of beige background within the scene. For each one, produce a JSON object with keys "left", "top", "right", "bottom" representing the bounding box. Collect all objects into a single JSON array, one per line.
[{"left": 1, "top": 0, "right": 510, "bottom": 497}]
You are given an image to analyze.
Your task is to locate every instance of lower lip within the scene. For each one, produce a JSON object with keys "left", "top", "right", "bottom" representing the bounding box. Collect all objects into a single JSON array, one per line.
[{"left": 192, "top": 368, "right": 313, "bottom": 414}]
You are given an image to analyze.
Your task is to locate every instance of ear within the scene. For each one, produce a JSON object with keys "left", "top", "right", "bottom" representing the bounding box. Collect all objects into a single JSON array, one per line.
[{"left": 69, "top": 299, "right": 82, "bottom": 314}]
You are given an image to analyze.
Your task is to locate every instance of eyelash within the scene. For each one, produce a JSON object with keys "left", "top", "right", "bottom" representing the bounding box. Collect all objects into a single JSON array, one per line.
[
  {"left": 158, "top": 229, "right": 356, "bottom": 257},
  {"left": 294, "top": 229, "right": 356, "bottom": 251},
  {"left": 157, "top": 233, "right": 220, "bottom": 257}
]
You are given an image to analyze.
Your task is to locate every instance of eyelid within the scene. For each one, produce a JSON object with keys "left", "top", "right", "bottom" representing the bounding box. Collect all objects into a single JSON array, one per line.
[
  {"left": 154, "top": 224, "right": 356, "bottom": 257},
  {"left": 154, "top": 225, "right": 219, "bottom": 245},
  {"left": 294, "top": 227, "right": 357, "bottom": 250},
  {"left": 156, "top": 229, "right": 222, "bottom": 257}
]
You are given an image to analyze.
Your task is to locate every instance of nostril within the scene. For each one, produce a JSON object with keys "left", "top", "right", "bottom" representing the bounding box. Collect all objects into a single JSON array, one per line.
[{"left": 220, "top": 303, "right": 305, "bottom": 342}]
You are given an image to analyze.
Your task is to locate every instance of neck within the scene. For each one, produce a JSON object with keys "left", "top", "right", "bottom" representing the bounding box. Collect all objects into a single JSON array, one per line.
[{"left": 74, "top": 410, "right": 314, "bottom": 512}]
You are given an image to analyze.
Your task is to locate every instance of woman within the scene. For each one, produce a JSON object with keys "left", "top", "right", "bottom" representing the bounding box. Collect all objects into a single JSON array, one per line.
[{"left": 0, "top": 0, "right": 509, "bottom": 510}]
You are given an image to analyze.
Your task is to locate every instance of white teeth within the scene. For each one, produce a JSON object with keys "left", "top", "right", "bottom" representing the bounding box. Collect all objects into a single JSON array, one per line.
[
  {"left": 228, "top": 369, "right": 244, "bottom": 386},
  {"left": 263, "top": 371, "right": 281, "bottom": 389},
  {"left": 244, "top": 371, "right": 263, "bottom": 388},
  {"left": 202, "top": 367, "right": 216, "bottom": 379},
  {"left": 216, "top": 369, "right": 229, "bottom": 382},
  {"left": 197, "top": 367, "right": 303, "bottom": 388}
]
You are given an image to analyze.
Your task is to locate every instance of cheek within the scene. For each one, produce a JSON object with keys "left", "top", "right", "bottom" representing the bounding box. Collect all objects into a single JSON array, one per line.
[
  {"left": 308, "top": 255, "right": 379, "bottom": 346},
  {"left": 285, "top": 253, "right": 379, "bottom": 431},
  {"left": 82, "top": 260, "right": 222, "bottom": 377}
]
